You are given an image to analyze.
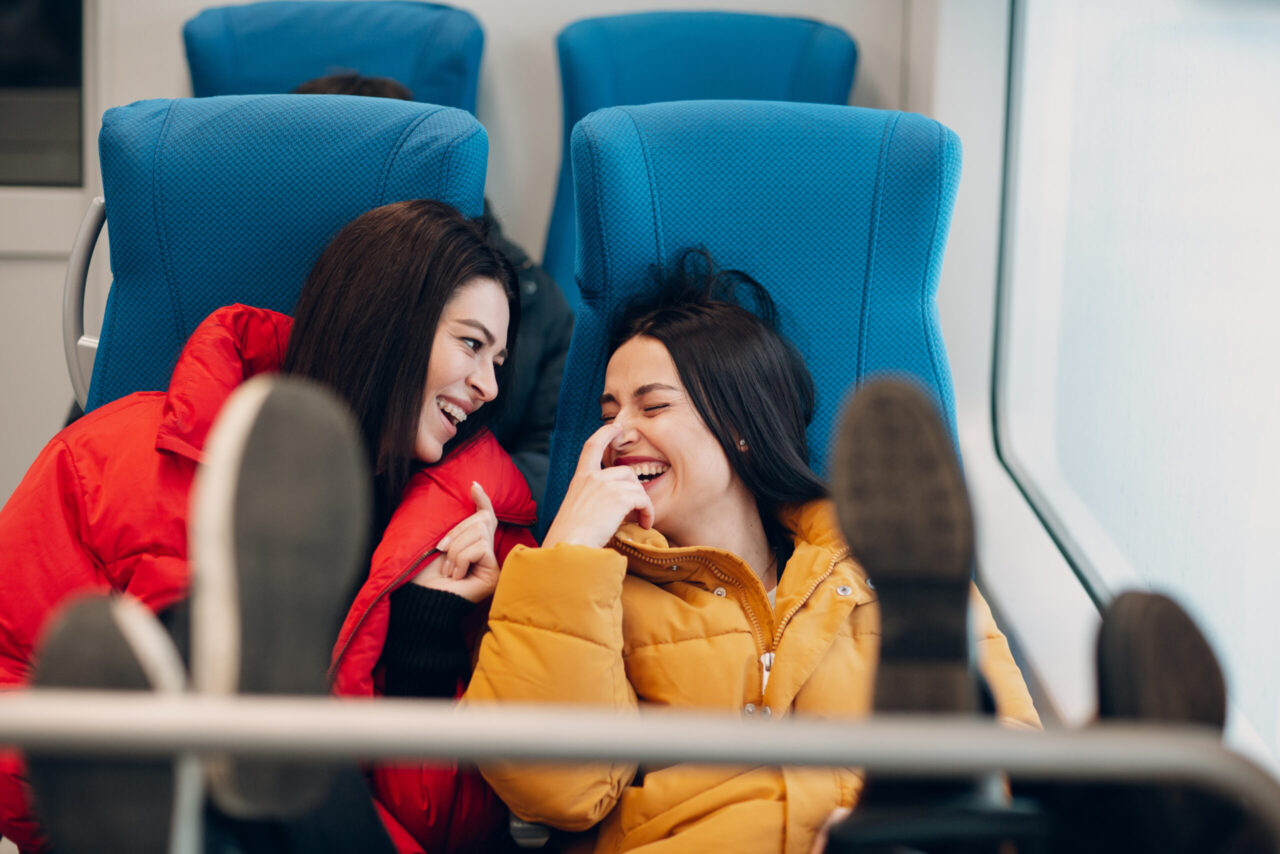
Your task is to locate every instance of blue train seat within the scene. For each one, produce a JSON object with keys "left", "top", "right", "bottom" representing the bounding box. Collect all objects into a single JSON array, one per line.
[
  {"left": 543, "top": 11, "right": 857, "bottom": 310},
  {"left": 75, "top": 94, "right": 487, "bottom": 411},
  {"left": 183, "top": 1, "right": 483, "bottom": 111},
  {"left": 542, "top": 100, "right": 961, "bottom": 527}
]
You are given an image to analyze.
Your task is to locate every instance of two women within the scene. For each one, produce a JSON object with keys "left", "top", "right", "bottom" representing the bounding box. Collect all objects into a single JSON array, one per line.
[
  {"left": 0, "top": 200, "right": 533, "bottom": 853},
  {"left": 2, "top": 200, "right": 1034, "bottom": 853},
  {"left": 465, "top": 260, "right": 1040, "bottom": 853}
]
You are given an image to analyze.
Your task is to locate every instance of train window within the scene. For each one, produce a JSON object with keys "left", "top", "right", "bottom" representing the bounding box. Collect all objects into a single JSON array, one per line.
[
  {"left": 998, "top": 1, "right": 1280, "bottom": 763},
  {"left": 0, "top": 0, "right": 82, "bottom": 186}
]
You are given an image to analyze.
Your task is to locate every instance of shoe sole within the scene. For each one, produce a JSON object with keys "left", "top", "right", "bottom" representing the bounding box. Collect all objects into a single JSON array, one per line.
[
  {"left": 1096, "top": 591, "right": 1226, "bottom": 725},
  {"left": 191, "top": 375, "right": 370, "bottom": 818},
  {"left": 1088, "top": 592, "right": 1231, "bottom": 853},
  {"left": 831, "top": 378, "right": 975, "bottom": 713},
  {"left": 28, "top": 595, "right": 201, "bottom": 854}
]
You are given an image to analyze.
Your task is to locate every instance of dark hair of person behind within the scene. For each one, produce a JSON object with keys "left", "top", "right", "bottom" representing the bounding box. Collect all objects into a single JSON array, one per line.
[
  {"left": 292, "top": 72, "right": 413, "bottom": 101},
  {"left": 608, "top": 250, "right": 827, "bottom": 547},
  {"left": 283, "top": 200, "right": 519, "bottom": 532}
]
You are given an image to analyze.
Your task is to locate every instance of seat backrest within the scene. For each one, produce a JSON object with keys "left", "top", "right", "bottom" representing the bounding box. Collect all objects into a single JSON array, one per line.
[
  {"left": 542, "top": 100, "right": 961, "bottom": 526},
  {"left": 183, "top": 1, "right": 483, "bottom": 112},
  {"left": 86, "top": 94, "right": 487, "bottom": 411},
  {"left": 544, "top": 11, "right": 858, "bottom": 309}
]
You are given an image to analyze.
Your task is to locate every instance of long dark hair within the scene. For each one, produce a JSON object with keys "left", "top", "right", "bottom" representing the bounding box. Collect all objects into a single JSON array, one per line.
[
  {"left": 609, "top": 250, "right": 826, "bottom": 547},
  {"left": 283, "top": 199, "right": 519, "bottom": 531}
]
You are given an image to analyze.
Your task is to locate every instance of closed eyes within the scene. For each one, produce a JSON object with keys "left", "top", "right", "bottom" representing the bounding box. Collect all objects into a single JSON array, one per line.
[{"left": 600, "top": 403, "right": 669, "bottom": 422}]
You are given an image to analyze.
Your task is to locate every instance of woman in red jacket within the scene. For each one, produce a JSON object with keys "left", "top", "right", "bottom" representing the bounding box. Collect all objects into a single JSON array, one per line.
[{"left": 0, "top": 199, "right": 535, "bottom": 853}]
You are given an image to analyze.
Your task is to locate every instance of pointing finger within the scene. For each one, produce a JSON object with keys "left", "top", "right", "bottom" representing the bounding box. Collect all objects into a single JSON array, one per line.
[
  {"left": 577, "top": 422, "right": 624, "bottom": 476},
  {"left": 470, "top": 481, "right": 495, "bottom": 517}
]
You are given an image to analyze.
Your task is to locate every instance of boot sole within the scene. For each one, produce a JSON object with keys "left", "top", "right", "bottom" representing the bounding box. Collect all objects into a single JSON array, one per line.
[
  {"left": 190, "top": 375, "right": 370, "bottom": 818},
  {"left": 831, "top": 378, "right": 975, "bottom": 713},
  {"left": 28, "top": 595, "right": 200, "bottom": 854}
]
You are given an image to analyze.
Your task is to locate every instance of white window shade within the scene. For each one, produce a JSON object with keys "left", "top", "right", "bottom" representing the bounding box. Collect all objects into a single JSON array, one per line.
[{"left": 999, "top": 0, "right": 1280, "bottom": 767}]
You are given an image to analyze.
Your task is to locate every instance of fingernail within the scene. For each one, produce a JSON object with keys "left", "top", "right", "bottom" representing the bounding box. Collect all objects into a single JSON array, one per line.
[{"left": 438, "top": 537, "right": 451, "bottom": 551}]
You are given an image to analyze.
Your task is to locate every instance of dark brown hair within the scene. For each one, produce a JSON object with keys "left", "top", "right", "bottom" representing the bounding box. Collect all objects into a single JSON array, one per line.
[
  {"left": 609, "top": 250, "right": 826, "bottom": 548},
  {"left": 283, "top": 200, "right": 518, "bottom": 531},
  {"left": 292, "top": 72, "right": 413, "bottom": 101}
]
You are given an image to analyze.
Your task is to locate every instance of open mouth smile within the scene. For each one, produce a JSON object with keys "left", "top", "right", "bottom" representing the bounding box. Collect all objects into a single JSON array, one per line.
[
  {"left": 617, "top": 460, "right": 669, "bottom": 490},
  {"left": 437, "top": 398, "right": 469, "bottom": 432}
]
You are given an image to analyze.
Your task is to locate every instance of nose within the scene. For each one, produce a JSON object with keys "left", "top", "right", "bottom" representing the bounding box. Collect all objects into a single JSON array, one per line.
[
  {"left": 609, "top": 411, "right": 640, "bottom": 451},
  {"left": 469, "top": 359, "right": 499, "bottom": 403}
]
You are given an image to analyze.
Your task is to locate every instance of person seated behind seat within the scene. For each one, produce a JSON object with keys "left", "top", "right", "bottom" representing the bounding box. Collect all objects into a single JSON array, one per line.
[
  {"left": 463, "top": 252, "right": 1040, "bottom": 854},
  {"left": 293, "top": 70, "right": 413, "bottom": 100},
  {"left": 294, "top": 72, "right": 574, "bottom": 502},
  {"left": 0, "top": 200, "right": 535, "bottom": 853}
]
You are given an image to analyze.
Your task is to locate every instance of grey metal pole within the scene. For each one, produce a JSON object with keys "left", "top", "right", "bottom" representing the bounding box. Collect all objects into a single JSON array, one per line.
[
  {"left": 2, "top": 691, "right": 1277, "bottom": 846},
  {"left": 61, "top": 196, "right": 106, "bottom": 409}
]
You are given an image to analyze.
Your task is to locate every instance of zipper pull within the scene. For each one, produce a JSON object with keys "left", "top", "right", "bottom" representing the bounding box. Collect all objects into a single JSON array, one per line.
[{"left": 760, "top": 651, "right": 775, "bottom": 694}]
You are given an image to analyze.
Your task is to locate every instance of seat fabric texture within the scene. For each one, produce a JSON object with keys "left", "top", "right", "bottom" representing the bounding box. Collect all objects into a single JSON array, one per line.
[
  {"left": 544, "top": 11, "right": 858, "bottom": 308},
  {"left": 87, "top": 94, "right": 487, "bottom": 410},
  {"left": 541, "top": 100, "right": 961, "bottom": 529},
  {"left": 184, "top": 1, "right": 483, "bottom": 112}
]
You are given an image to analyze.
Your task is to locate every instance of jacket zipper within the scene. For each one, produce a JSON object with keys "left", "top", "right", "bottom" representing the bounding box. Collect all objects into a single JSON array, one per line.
[
  {"left": 611, "top": 540, "right": 773, "bottom": 697},
  {"left": 328, "top": 547, "right": 440, "bottom": 681},
  {"left": 612, "top": 542, "right": 768, "bottom": 646},
  {"left": 772, "top": 547, "right": 850, "bottom": 648},
  {"left": 615, "top": 541, "right": 854, "bottom": 705},
  {"left": 759, "top": 651, "right": 775, "bottom": 694}
]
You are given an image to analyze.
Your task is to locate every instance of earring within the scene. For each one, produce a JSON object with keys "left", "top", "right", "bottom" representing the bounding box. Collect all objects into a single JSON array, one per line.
[{"left": 738, "top": 438, "right": 748, "bottom": 450}]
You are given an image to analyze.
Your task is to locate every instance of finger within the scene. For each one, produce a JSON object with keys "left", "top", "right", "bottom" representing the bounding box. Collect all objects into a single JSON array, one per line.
[
  {"left": 470, "top": 481, "right": 495, "bottom": 517},
  {"left": 576, "top": 422, "right": 625, "bottom": 476},
  {"left": 409, "top": 553, "right": 447, "bottom": 588},
  {"left": 449, "top": 541, "right": 487, "bottom": 577},
  {"left": 635, "top": 491, "right": 655, "bottom": 530},
  {"left": 584, "top": 464, "right": 644, "bottom": 488},
  {"left": 442, "top": 515, "right": 483, "bottom": 545},
  {"left": 618, "top": 481, "right": 655, "bottom": 530},
  {"left": 446, "top": 530, "right": 485, "bottom": 578},
  {"left": 437, "top": 509, "right": 486, "bottom": 552}
]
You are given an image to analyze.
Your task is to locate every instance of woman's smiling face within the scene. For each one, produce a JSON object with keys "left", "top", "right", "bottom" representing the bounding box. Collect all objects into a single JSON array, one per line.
[
  {"left": 415, "top": 277, "right": 510, "bottom": 463},
  {"left": 600, "top": 335, "right": 744, "bottom": 542}
]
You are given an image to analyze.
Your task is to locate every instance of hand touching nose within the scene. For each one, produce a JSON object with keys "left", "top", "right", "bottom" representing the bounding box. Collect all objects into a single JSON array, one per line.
[{"left": 542, "top": 423, "right": 655, "bottom": 549}]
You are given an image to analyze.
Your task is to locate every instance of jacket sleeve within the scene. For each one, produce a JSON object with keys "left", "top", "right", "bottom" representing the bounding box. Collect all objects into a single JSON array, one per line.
[
  {"left": 366, "top": 523, "right": 538, "bottom": 853},
  {"left": 971, "top": 585, "right": 1042, "bottom": 730},
  {"left": 464, "top": 543, "right": 639, "bottom": 831},
  {"left": 0, "top": 751, "right": 49, "bottom": 854},
  {"left": 370, "top": 762, "right": 507, "bottom": 854},
  {"left": 0, "top": 435, "right": 106, "bottom": 854}
]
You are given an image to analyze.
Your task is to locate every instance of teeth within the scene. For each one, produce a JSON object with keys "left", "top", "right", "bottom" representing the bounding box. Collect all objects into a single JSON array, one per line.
[
  {"left": 628, "top": 462, "right": 669, "bottom": 477},
  {"left": 437, "top": 399, "right": 467, "bottom": 424}
]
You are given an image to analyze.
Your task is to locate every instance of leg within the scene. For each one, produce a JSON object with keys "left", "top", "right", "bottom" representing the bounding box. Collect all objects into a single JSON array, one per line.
[
  {"left": 26, "top": 594, "right": 202, "bottom": 854},
  {"left": 825, "top": 378, "right": 1044, "bottom": 852},
  {"left": 189, "top": 375, "right": 371, "bottom": 819},
  {"left": 831, "top": 378, "right": 976, "bottom": 715}
]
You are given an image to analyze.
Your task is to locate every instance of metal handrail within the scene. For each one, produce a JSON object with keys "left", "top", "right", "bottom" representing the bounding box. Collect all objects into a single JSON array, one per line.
[
  {"left": 61, "top": 196, "right": 106, "bottom": 409},
  {"left": 2, "top": 691, "right": 1278, "bottom": 847}
]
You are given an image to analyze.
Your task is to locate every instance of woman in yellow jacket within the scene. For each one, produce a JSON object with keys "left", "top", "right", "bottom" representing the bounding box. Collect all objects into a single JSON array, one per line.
[{"left": 465, "top": 260, "right": 1040, "bottom": 854}]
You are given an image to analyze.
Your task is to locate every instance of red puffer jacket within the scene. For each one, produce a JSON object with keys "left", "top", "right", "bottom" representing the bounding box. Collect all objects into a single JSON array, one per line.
[
  {"left": 331, "top": 423, "right": 537, "bottom": 853},
  {"left": 0, "top": 304, "right": 536, "bottom": 853}
]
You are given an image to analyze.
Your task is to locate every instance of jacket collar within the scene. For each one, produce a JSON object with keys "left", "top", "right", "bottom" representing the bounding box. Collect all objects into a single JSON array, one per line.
[
  {"left": 150, "top": 302, "right": 539, "bottom": 529},
  {"left": 330, "top": 429, "right": 536, "bottom": 695},
  {"left": 404, "top": 431, "right": 538, "bottom": 529},
  {"left": 154, "top": 304, "right": 293, "bottom": 461},
  {"left": 610, "top": 499, "right": 848, "bottom": 585}
]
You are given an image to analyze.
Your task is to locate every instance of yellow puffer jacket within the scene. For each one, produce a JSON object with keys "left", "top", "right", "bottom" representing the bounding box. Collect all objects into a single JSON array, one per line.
[{"left": 465, "top": 500, "right": 1040, "bottom": 854}]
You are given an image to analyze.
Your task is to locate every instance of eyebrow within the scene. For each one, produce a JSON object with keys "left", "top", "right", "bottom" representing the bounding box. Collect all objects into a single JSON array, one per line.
[
  {"left": 457, "top": 318, "right": 508, "bottom": 359},
  {"left": 599, "top": 383, "right": 680, "bottom": 407}
]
